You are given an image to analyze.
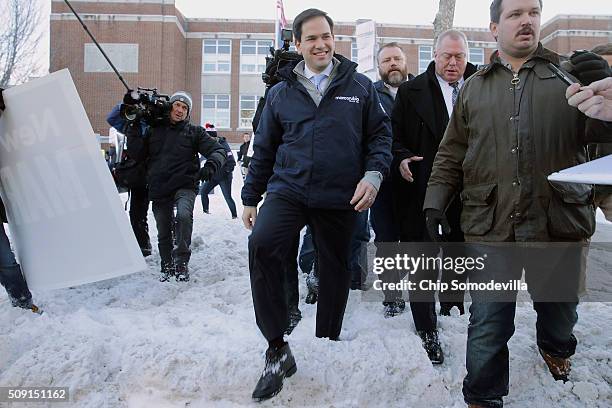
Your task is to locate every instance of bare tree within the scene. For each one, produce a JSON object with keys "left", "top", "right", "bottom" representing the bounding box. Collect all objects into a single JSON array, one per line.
[
  {"left": 0, "top": 0, "right": 43, "bottom": 87},
  {"left": 433, "top": 0, "right": 457, "bottom": 47}
]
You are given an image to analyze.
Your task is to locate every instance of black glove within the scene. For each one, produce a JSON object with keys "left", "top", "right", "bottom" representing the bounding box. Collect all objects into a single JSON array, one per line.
[
  {"left": 425, "top": 208, "right": 451, "bottom": 243},
  {"left": 0, "top": 88, "right": 5, "bottom": 112},
  {"left": 199, "top": 162, "right": 216, "bottom": 182},
  {"left": 564, "top": 50, "right": 611, "bottom": 85},
  {"left": 123, "top": 90, "right": 140, "bottom": 105}
]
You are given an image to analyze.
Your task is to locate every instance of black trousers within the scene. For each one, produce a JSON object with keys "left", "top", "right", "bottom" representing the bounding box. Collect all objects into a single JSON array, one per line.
[
  {"left": 129, "top": 186, "right": 151, "bottom": 252},
  {"left": 249, "top": 193, "right": 357, "bottom": 342},
  {"left": 152, "top": 189, "right": 197, "bottom": 264}
]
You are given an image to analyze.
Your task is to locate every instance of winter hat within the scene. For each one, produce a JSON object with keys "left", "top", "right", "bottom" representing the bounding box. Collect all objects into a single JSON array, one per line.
[
  {"left": 205, "top": 122, "right": 218, "bottom": 137},
  {"left": 170, "top": 91, "right": 193, "bottom": 115}
]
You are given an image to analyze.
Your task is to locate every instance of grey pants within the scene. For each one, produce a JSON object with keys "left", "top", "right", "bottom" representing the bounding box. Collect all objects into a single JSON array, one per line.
[{"left": 152, "top": 188, "right": 197, "bottom": 264}]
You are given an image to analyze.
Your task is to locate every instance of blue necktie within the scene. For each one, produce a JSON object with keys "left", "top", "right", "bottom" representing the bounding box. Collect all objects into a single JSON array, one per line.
[
  {"left": 451, "top": 82, "right": 460, "bottom": 106},
  {"left": 313, "top": 74, "right": 327, "bottom": 93}
]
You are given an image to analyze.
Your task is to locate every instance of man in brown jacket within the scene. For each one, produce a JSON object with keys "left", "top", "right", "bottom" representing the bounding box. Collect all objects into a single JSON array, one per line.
[{"left": 422, "top": 0, "right": 612, "bottom": 407}]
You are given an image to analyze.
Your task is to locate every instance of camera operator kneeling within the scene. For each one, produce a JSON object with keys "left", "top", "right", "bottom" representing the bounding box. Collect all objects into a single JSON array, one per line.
[{"left": 120, "top": 91, "right": 226, "bottom": 282}]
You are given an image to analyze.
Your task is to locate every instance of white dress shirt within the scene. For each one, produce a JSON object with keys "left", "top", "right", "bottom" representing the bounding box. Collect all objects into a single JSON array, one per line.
[
  {"left": 436, "top": 74, "right": 464, "bottom": 117},
  {"left": 304, "top": 61, "right": 334, "bottom": 94}
]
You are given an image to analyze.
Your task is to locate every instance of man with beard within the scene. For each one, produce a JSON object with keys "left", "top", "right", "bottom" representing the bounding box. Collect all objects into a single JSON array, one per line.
[
  {"left": 372, "top": 42, "right": 413, "bottom": 317},
  {"left": 392, "top": 30, "right": 477, "bottom": 364},
  {"left": 423, "top": 0, "right": 612, "bottom": 406}
]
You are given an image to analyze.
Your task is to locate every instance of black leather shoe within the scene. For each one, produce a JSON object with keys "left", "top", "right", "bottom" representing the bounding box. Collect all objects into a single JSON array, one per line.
[
  {"left": 383, "top": 299, "right": 405, "bottom": 318},
  {"left": 252, "top": 343, "right": 297, "bottom": 402},
  {"left": 285, "top": 309, "right": 302, "bottom": 335},
  {"left": 159, "top": 260, "right": 175, "bottom": 282},
  {"left": 418, "top": 330, "right": 444, "bottom": 364},
  {"left": 440, "top": 301, "right": 465, "bottom": 316},
  {"left": 305, "top": 291, "right": 317, "bottom": 304},
  {"left": 175, "top": 262, "right": 190, "bottom": 282}
]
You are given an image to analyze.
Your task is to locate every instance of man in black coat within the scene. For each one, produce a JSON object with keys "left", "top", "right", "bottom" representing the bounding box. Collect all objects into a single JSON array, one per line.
[
  {"left": 200, "top": 132, "right": 238, "bottom": 219},
  {"left": 372, "top": 42, "right": 414, "bottom": 318},
  {"left": 124, "top": 91, "right": 226, "bottom": 282},
  {"left": 392, "top": 29, "right": 477, "bottom": 364}
]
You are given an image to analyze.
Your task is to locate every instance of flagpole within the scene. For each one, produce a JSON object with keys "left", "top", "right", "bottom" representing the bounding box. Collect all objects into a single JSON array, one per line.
[{"left": 274, "top": 1, "right": 280, "bottom": 49}]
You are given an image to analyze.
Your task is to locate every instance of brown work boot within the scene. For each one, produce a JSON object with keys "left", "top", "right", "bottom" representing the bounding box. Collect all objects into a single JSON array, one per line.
[
  {"left": 467, "top": 405, "right": 485, "bottom": 408},
  {"left": 538, "top": 347, "right": 571, "bottom": 382}
]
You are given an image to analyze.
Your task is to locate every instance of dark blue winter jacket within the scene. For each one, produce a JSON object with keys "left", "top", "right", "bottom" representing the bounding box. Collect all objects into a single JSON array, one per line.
[
  {"left": 217, "top": 137, "right": 236, "bottom": 173},
  {"left": 106, "top": 103, "right": 148, "bottom": 159},
  {"left": 373, "top": 80, "right": 396, "bottom": 120},
  {"left": 241, "top": 54, "right": 392, "bottom": 210}
]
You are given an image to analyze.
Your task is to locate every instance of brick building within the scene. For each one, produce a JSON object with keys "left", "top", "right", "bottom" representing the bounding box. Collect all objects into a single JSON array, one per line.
[{"left": 50, "top": 0, "right": 612, "bottom": 144}]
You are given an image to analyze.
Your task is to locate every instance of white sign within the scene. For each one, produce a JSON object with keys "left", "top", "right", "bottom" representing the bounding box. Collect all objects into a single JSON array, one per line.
[
  {"left": 0, "top": 69, "right": 146, "bottom": 290},
  {"left": 548, "top": 155, "right": 612, "bottom": 185},
  {"left": 355, "top": 20, "right": 377, "bottom": 81}
]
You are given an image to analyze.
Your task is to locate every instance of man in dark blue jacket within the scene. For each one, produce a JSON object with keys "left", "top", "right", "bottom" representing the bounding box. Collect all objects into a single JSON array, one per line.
[
  {"left": 372, "top": 42, "right": 413, "bottom": 318},
  {"left": 241, "top": 8, "right": 392, "bottom": 401},
  {"left": 200, "top": 131, "right": 238, "bottom": 219}
]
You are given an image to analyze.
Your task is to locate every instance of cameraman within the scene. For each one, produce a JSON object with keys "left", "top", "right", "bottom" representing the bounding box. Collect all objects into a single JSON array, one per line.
[
  {"left": 119, "top": 91, "right": 226, "bottom": 282},
  {"left": 0, "top": 89, "right": 37, "bottom": 311}
]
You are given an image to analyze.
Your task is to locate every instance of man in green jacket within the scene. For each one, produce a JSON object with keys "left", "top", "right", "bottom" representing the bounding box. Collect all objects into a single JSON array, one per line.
[{"left": 423, "top": 0, "right": 612, "bottom": 407}]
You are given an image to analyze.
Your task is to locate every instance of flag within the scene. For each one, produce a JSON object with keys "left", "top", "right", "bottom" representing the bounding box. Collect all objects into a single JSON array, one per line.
[{"left": 275, "top": 0, "right": 288, "bottom": 48}]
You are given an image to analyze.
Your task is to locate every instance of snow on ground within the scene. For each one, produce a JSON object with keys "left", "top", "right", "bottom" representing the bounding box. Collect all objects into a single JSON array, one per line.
[{"left": 1, "top": 166, "right": 611, "bottom": 408}]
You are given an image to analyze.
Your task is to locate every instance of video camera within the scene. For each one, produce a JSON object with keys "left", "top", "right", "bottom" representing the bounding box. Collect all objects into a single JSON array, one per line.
[
  {"left": 120, "top": 88, "right": 171, "bottom": 125},
  {"left": 261, "top": 28, "right": 301, "bottom": 88},
  {"left": 61, "top": 0, "right": 170, "bottom": 126}
]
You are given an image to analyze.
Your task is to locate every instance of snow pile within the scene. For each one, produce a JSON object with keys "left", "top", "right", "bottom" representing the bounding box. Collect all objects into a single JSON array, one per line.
[{"left": 1, "top": 167, "right": 611, "bottom": 407}]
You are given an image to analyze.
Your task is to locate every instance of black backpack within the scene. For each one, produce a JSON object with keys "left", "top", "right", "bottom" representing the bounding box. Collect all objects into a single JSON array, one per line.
[{"left": 113, "top": 138, "right": 147, "bottom": 189}]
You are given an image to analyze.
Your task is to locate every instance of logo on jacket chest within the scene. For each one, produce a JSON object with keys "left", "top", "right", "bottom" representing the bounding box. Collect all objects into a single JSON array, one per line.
[{"left": 334, "top": 96, "right": 360, "bottom": 104}]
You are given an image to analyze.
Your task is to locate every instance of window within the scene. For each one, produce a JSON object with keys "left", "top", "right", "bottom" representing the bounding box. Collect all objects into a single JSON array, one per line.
[
  {"left": 202, "top": 94, "right": 230, "bottom": 129},
  {"left": 351, "top": 41, "right": 358, "bottom": 63},
  {"left": 418, "top": 45, "right": 432, "bottom": 74},
  {"left": 84, "top": 43, "right": 138, "bottom": 73},
  {"left": 241, "top": 40, "right": 273, "bottom": 73},
  {"left": 240, "top": 95, "right": 261, "bottom": 129},
  {"left": 469, "top": 47, "right": 485, "bottom": 66},
  {"left": 202, "top": 39, "right": 231, "bottom": 73}
]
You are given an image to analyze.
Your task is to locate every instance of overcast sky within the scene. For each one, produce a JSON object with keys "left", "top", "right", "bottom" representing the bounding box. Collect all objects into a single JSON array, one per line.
[
  {"left": 34, "top": 0, "right": 612, "bottom": 75},
  {"left": 175, "top": 0, "right": 611, "bottom": 26}
]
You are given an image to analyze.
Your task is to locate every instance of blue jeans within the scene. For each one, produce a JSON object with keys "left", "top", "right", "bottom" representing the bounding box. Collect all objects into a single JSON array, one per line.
[
  {"left": 463, "top": 244, "right": 580, "bottom": 408},
  {"left": 152, "top": 189, "right": 197, "bottom": 264},
  {"left": 200, "top": 171, "right": 237, "bottom": 218},
  {"left": 0, "top": 225, "right": 17, "bottom": 268},
  {"left": 0, "top": 225, "right": 31, "bottom": 301}
]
